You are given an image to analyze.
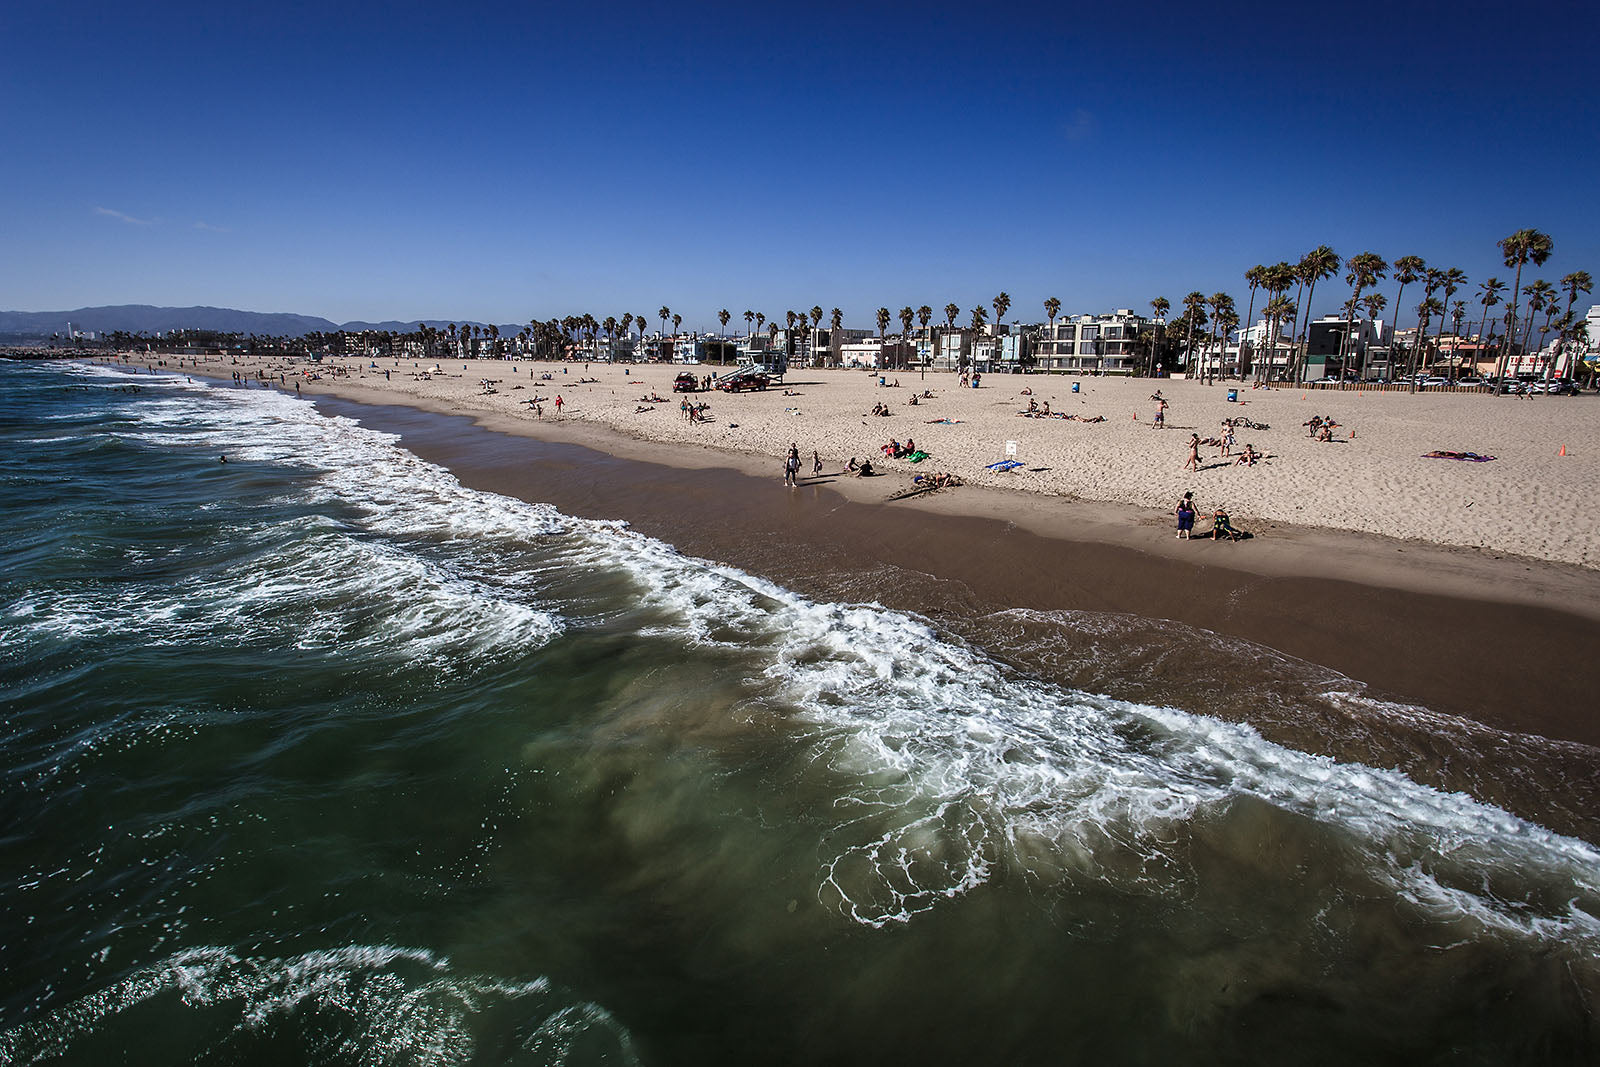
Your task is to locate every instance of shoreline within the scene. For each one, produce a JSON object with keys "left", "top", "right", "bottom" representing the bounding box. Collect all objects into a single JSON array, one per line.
[{"left": 304, "top": 391, "right": 1600, "bottom": 843}]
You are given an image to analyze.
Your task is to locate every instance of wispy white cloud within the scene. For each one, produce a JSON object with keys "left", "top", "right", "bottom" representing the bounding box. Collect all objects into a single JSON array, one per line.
[
  {"left": 94, "top": 206, "right": 156, "bottom": 225},
  {"left": 193, "top": 221, "right": 231, "bottom": 233}
]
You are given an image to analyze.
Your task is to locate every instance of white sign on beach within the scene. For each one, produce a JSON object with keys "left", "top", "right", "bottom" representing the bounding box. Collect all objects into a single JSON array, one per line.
[{"left": 1005, "top": 440, "right": 1018, "bottom": 457}]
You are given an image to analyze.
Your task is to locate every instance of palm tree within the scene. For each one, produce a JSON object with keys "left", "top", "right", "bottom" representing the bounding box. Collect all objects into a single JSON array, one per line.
[
  {"left": 1363, "top": 293, "right": 1388, "bottom": 337},
  {"left": 1555, "top": 271, "right": 1593, "bottom": 381},
  {"left": 943, "top": 303, "right": 960, "bottom": 328},
  {"left": 1263, "top": 295, "right": 1296, "bottom": 378},
  {"left": 876, "top": 307, "right": 891, "bottom": 340},
  {"left": 658, "top": 307, "right": 670, "bottom": 354},
  {"left": 1475, "top": 277, "right": 1505, "bottom": 378},
  {"left": 1521, "top": 279, "right": 1555, "bottom": 356},
  {"left": 831, "top": 307, "right": 843, "bottom": 333},
  {"left": 1206, "top": 292, "right": 1234, "bottom": 384},
  {"left": 718, "top": 309, "right": 731, "bottom": 337},
  {"left": 1431, "top": 269, "right": 1467, "bottom": 379},
  {"left": 1388, "top": 256, "right": 1425, "bottom": 378},
  {"left": 1292, "top": 247, "right": 1341, "bottom": 378},
  {"left": 1148, "top": 297, "right": 1170, "bottom": 377},
  {"left": 1495, "top": 229, "right": 1554, "bottom": 393},
  {"left": 1407, "top": 269, "right": 1444, "bottom": 389},
  {"left": 603, "top": 316, "right": 618, "bottom": 359},
  {"left": 917, "top": 305, "right": 933, "bottom": 378},
  {"left": 1258, "top": 264, "right": 1295, "bottom": 381},
  {"left": 1240, "top": 266, "right": 1265, "bottom": 381},
  {"left": 1336, "top": 253, "right": 1388, "bottom": 381},
  {"left": 671, "top": 312, "right": 682, "bottom": 338},
  {"left": 970, "top": 307, "right": 987, "bottom": 331},
  {"left": 1414, "top": 296, "right": 1444, "bottom": 375},
  {"left": 992, "top": 292, "right": 1011, "bottom": 333},
  {"left": 1180, "top": 291, "right": 1206, "bottom": 376}
]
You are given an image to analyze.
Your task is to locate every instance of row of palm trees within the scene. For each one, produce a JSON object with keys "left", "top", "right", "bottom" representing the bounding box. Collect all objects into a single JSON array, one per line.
[
  {"left": 1156, "top": 232, "right": 1591, "bottom": 390},
  {"left": 373, "top": 232, "right": 1591, "bottom": 387}
]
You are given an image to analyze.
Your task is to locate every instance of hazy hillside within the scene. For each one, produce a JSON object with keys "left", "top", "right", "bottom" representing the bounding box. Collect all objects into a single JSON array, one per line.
[{"left": 0, "top": 305, "right": 522, "bottom": 338}]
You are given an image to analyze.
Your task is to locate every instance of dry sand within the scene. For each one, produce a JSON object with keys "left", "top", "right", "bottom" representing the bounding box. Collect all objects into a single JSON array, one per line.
[{"left": 205, "top": 354, "right": 1600, "bottom": 570}]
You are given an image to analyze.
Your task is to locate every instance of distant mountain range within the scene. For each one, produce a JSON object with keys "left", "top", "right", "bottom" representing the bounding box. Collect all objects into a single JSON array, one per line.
[{"left": 0, "top": 305, "right": 520, "bottom": 338}]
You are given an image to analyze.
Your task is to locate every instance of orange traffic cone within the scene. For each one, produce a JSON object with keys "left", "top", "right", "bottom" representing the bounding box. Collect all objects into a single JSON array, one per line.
[
  {"left": 1132, "top": 412, "right": 1137, "bottom": 421},
  {"left": 1559, "top": 444, "right": 1567, "bottom": 456}
]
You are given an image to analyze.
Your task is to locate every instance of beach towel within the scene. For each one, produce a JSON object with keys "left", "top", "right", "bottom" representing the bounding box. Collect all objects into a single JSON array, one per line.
[
  {"left": 1422, "top": 450, "right": 1496, "bottom": 462},
  {"left": 925, "top": 418, "right": 964, "bottom": 424},
  {"left": 908, "top": 451, "right": 930, "bottom": 463},
  {"left": 985, "top": 459, "right": 1024, "bottom": 472}
]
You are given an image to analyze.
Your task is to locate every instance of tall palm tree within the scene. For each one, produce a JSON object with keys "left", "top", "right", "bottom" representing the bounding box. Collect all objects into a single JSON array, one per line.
[
  {"left": 944, "top": 303, "right": 960, "bottom": 328},
  {"left": 898, "top": 308, "right": 914, "bottom": 369},
  {"left": 1042, "top": 297, "right": 1061, "bottom": 372},
  {"left": 1495, "top": 229, "right": 1554, "bottom": 393},
  {"left": 743, "top": 310, "right": 754, "bottom": 338},
  {"left": 1520, "top": 279, "right": 1555, "bottom": 355},
  {"left": 755, "top": 312, "right": 765, "bottom": 345},
  {"left": 992, "top": 292, "right": 1011, "bottom": 332},
  {"left": 1180, "top": 291, "right": 1206, "bottom": 376},
  {"left": 1431, "top": 269, "right": 1467, "bottom": 379},
  {"left": 1408, "top": 269, "right": 1444, "bottom": 390},
  {"left": 1263, "top": 295, "right": 1296, "bottom": 378},
  {"left": 1258, "top": 264, "right": 1295, "bottom": 381},
  {"left": 1388, "top": 256, "right": 1425, "bottom": 377},
  {"left": 1555, "top": 271, "right": 1594, "bottom": 381},
  {"left": 1336, "top": 253, "right": 1388, "bottom": 381},
  {"left": 718, "top": 309, "right": 731, "bottom": 336},
  {"left": 1414, "top": 296, "right": 1444, "bottom": 376},
  {"left": 1363, "top": 292, "right": 1388, "bottom": 337},
  {"left": 1475, "top": 277, "right": 1505, "bottom": 378},
  {"left": 1206, "top": 292, "right": 1234, "bottom": 384},
  {"left": 1148, "top": 297, "right": 1170, "bottom": 377},
  {"left": 970, "top": 307, "right": 987, "bottom": 331},
  {"left": 917, "top": 305, "right": 933, "bottom": 378},
  {"left": 1292, "top": 247, "right": 1341, "bottom": 377},
  {"left": 603, "top": 316, "right": 618, "bottom": 359},
  {"left": 1240, "top": 266, "right": 1265, "bottom": 380},
  {"left": 830, "top": 308, "right": 843, "bottom": 368},
  {"left": 876, "top": 307, "right": 891, "bottom": 340}
]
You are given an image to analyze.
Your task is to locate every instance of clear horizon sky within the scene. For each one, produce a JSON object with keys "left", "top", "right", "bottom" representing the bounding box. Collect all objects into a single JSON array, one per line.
[{"left": 4, "top": 0, "right": 1596, "bottom": 332}]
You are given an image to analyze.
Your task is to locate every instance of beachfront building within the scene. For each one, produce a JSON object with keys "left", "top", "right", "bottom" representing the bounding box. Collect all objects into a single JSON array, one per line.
[
  {"left": 1029, "top": 311, "right": 1151, "bottom": 373},
  {"left": 839, "top": 337, "right": 915, "bottom": 369},
  {"left": 1304, "top": 316, "right": 1391, "bottom": 380}
]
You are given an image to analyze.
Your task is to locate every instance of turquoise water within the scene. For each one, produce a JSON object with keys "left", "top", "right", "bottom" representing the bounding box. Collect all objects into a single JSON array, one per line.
[{"left": 2, "top": 360, "right": 1598, "bottom": 1064}]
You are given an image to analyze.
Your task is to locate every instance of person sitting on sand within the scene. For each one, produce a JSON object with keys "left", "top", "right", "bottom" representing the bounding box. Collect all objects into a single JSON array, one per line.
[
  {"left": 1237, "top": 443, "right": 1258, "bottom": 466},
  {"left": 847, "top": 456, "right": 859, "bottom": 472},
  {"left": 1021, "top": 387, "right": 1033, "bottom": 396},
  {"left": 855, "top": 458, "right": 874, "bottom": 476},
  {"left": 1027, "top": 397, "right": 1039, "bottom": 412},
  {"left": 1041, "top": 401, "right": 1050, "bottom": 416},
  {"left": 1305, "top": 415, "right": 1323, "bottom": 438},
  {"left": 909, "top": 394, "right": 919, "bottom": 405},
  {"left": 883, "top": 439, "right": 900, "bottom": 458}
]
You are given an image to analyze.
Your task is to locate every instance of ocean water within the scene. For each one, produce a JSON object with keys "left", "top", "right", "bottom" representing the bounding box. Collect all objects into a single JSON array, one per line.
[{"left": 2, "top": 359, "right": 1598, "bottom": 1065}]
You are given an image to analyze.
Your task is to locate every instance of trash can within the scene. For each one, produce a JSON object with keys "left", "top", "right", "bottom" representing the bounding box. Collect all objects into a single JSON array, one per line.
[
  {"left": 879, "top": 377, "right": 885, "bottom": 387},
  {"left": 1071, "top": 382, "right": 1080, "bottom": 393},
  {"left": 1227, "top": 389, "right": 1239, "bottom": 402}
]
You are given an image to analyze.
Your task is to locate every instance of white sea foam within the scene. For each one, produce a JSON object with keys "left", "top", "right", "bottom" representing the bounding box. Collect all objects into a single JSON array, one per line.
[
  {"left": 37, "top": 369, "right": 1600, "bottom": 948},
  {"left": 0, "top": 944, "right": 638, "bottom": 1066}
]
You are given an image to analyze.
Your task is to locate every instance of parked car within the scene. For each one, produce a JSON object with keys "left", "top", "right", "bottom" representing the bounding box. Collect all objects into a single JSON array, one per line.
[
  {"left": 718, "top": 370, "right": 771, "bottom": 392},
  {"left": 1417, "top": 376, "right": 1450, "bottom": 388},
  {"left": 673, "top": 372, "right": 700, "bottom": 393},
  {"left": 1546, "top": 379, "right": 1581, "bottom": 396}
]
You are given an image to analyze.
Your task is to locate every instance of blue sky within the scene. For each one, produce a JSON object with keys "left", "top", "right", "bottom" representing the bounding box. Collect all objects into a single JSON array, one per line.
[{"left": 3, "top": 0, "right": 1595, "bottom": 330}]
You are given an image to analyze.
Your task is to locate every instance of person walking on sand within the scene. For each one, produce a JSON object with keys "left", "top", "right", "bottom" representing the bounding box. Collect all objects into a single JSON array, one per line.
[
  {"left": 1154, "top": 401, "right": 1165, "bottom": 430},
  {"left": 785, "top": 444, "right": 801, "bottom": 487},
  {"left": 1185, "top": 433, "right": 1200, "bottom": 471},
  {"left": 1175, "top": 492, "right": 1196, "bottom": 539},
  {"left": 813, "top": 450, "right": 823, "bottom": 476},
  {"left": 554, "top": 395, "right": 563, "bottom": 415}
]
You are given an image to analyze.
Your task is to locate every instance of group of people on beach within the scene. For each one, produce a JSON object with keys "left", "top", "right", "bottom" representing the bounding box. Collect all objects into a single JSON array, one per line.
[
  {"left": 1303, "top": 415, "right": 1345, "bottom": 441},
  {"left": 1174, "top": 491, "right": 1244, "bottom": 541}
]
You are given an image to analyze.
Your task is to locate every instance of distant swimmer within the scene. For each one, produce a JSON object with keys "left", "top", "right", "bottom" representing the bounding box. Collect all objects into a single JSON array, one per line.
[{"left": 219, "top": 455, "right": 227, "bottom": 463}]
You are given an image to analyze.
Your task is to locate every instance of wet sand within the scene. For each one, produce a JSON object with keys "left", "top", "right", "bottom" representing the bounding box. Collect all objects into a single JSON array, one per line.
[{"left": 312, "top": 394, "right": 1600, "bottom": 843}]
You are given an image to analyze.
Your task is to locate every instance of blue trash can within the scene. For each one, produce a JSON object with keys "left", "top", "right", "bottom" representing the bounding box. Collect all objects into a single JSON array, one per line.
[
  {"left": 1227, "top": 389, "right": 1239, "bottom": 402},
  {"left": 1072, "top": 382, "right": 1080, "bottom": 393}
]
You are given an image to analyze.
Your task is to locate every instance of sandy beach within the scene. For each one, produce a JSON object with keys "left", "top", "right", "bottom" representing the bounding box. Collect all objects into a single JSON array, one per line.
[{"left": 177, "top": 354, "right": 1600, "bottom": 571}]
